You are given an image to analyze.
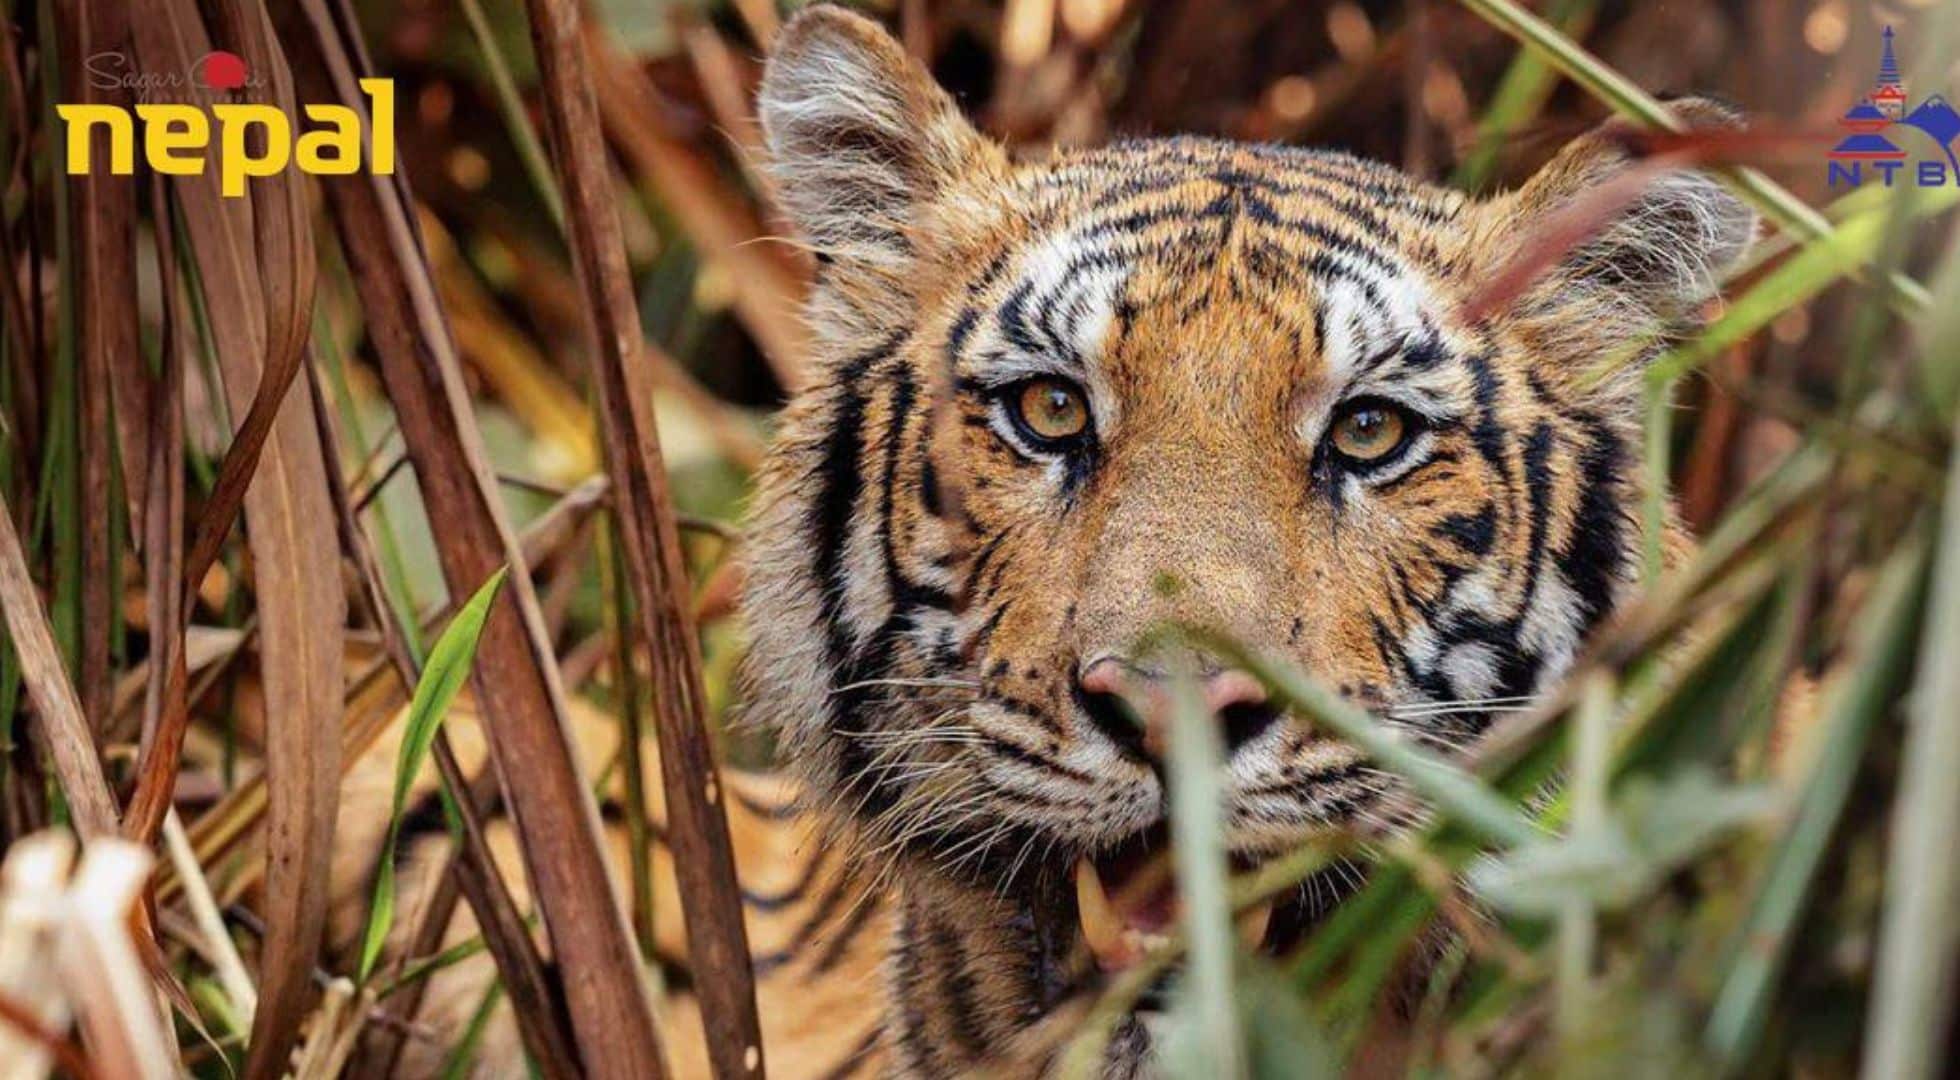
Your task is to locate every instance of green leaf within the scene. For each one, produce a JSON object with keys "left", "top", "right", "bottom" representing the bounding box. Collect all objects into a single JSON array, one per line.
[
  {"left": 1864, "top": 290, "right": 1960, "bottom": 1079},
  {"left": 1471, "top": 768, "right": 1776, "bottom": 917},
  {"left": 1453, "top": 0, "right": 1598, "bottom": 190},
  {"left": 356, "top": 566, "right": 510, "bottom": 984}
]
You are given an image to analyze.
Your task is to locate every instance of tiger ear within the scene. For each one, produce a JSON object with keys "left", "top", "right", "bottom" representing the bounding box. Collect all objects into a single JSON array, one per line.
[
  {"left": 759, "top": 6, "right": 1000, "bottom": 318},
  {"left": 1486, "top": 98, "right": 1757, "bottom": 332}
]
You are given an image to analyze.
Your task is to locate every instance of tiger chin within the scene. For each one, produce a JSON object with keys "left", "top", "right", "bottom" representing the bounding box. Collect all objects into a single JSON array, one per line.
[{"left": 742, "top": 7, "right": 1756, "bottom": 1076}]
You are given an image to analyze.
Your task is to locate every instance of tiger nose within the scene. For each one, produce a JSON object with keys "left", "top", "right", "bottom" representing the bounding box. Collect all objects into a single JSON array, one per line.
[{"left": 1075, "top": 656, "right": 1281, "bottom": 763}]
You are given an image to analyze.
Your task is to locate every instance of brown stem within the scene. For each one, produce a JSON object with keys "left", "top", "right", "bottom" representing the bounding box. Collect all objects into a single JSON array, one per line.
[{"left": 521, "top": 0, "right": 766, "bottom": 1073}]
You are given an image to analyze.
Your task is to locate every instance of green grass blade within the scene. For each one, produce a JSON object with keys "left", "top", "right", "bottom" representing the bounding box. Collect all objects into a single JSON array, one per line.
[
  {"left": 1921, "top": 240, "right": 1960, "bottom": 415},
  {"left": 1704, "top": 536, "right": 1930, "bottom": 1066},
  {"left": 37, "top": 0, "right": 77, "bottom": 683},
  {"left": 599, "top": 518, "right": 658, "bottom": 959},
  {"left": 1555, "top": 673, "right": 1612, "bottom": 1048},
  {"left": 1204, "top": 635, "right": 1540, "bottom": 848},
  {"left": 457, "top": 0, "right": 566, "bottom": 232},
  {"left": 316, "top": 305, "right": 426, "bottom": 662},
  {"left": 1645, "top": 185, "right": 1958, "bottom": 384},
  {"left": 1641, "top": 376, "right": 1672, "bottom": 584},
  {"left": 357, "top": 566, "right": 510, "bottom": 984},
  {"left": 1453, "top": 0, "right": 1596, "bottom": 190},
  {"left": 1161, "top": 671, "right": 1244, "bottom": 1077},
  {"left": 1861, "top": 406, "right": 1960, "bottom": 1078},
  {"left": 440, "top": 980, "right": 506, "bottom": 1080},
  {"left": 1286, "top": 864, "right": 1414, "bottom": 993}
]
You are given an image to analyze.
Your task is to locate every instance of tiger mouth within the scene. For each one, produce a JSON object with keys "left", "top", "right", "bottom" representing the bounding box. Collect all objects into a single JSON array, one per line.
[{"left": 1071, "top": 823, "right": 1282, "bottom": 971}]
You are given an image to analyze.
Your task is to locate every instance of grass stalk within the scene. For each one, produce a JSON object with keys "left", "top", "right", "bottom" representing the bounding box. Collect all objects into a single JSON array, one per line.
[
  {"left": 355, "top": 567, "right": 507, "bottom": 984},
  {"left": 517, "top": 0, "right": 763, "bottom": 1069},
  {"left": 1453, "top": 0, "right": 1595, "bottom": 190},
  {"left": 1164, "top": 670, "right": 1243, "bottom": 1077},
  {"left": 1205, "top": 634, "right": 1540, "bottom": 849},
  {"left": 1705, "top": 535, "right": 1929, "bottom": 1065},
  {"left": 1554, "top": 672, "right": 1612, "bottom": 1050},
  {"left": 455, "top": 0, "right": 565, "bottom": 231},
  {"left": 1860, "top": 409, "right": 1960, "bottom": 1078}
]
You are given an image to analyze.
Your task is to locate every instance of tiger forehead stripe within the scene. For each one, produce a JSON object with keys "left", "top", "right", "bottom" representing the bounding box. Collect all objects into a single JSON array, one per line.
[
  {"left": 995, "top": 231, "right": 1131, "bottom": 374},
  {"left": 963, "top": 157, "right": 1458, "bottom": 373}
]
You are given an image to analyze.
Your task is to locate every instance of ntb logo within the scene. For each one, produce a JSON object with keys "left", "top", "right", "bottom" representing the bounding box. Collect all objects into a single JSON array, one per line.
[
  {"left": 1827, "top": 26, "right": 1960, "bottom": 188},
  {"left": 58, "top": 50, "right": 395, "bottom": 198}
]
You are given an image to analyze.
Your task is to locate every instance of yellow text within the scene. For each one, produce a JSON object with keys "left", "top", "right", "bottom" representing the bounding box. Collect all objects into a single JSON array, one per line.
[{"left": 58, "top": 79, "right": 395, "bottom": 197}]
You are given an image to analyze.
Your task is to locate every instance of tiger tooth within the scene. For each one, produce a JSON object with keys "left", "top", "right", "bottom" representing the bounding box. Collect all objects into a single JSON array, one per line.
[
  {"left": 1075, "top": 858, "right": 1127, "bottom": 968},
  {"left": 1237, "top": 899, "right": 1275, "bottom": 953}
]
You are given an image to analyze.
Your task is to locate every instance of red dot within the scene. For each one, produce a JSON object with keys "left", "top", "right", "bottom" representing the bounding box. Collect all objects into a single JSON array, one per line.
[{"left": 199, "top": 51, "right": 248, "bottom": 91}]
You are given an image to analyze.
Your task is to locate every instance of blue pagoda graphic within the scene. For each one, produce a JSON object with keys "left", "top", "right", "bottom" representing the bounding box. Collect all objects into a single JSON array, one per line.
[{"left": 1831, "top": 27, "right": 1906, "bottom": 160}]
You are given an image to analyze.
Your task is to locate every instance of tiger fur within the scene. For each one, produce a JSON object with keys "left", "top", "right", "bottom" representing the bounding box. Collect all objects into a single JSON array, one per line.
[{"left": 736, "top": 5, "right": 1757, "bottom": 1077}]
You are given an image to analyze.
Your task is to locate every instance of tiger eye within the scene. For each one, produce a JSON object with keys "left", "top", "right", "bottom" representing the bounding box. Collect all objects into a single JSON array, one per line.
[
  {"left": 1330, "top": 405, "right": 1407, "bottom": 461},
  {"left": 1015, "top": 379, "right": 1090, "bottom": 442}
]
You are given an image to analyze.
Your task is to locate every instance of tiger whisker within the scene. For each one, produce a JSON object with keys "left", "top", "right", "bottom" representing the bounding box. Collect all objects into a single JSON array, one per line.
[
  {"left": 1385, "top": 695, "right": 1541, "bottom": 714},
  {"left": 869, "top": 762, "right": 968, "bottom": 786},
  {"left": 841, "top": 729, "right": 987, "bottom": 746},
  {"left": 873, "top": 794, "right": 991, "bottom": 866},
  {"left": 829, "top": 676, "right": 982, "bottom": 696}
]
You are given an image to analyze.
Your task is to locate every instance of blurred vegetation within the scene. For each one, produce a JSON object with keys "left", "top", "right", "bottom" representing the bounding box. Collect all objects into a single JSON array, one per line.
[{"left": 0, "top": 0, "right": 1957, "bottom": 1076}]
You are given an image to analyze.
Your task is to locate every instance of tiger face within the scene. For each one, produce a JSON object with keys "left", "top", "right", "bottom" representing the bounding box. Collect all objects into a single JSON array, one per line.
[{"left": 745, "top": 6, "right": 1753, "bottom": 1070}]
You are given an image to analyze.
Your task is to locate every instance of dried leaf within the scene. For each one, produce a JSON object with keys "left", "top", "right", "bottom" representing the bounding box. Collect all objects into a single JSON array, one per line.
[
  {"left": 125, "top": 4, "right": 338, "bottom": 1074},
  {"left": 0, "top": 492, "right": 120, "bottom": 839},
  {"left": 58, "top": 0, "right": 140, "bottom": 736}
]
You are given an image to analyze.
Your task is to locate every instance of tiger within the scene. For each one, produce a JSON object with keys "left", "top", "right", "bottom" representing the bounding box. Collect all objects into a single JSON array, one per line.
[{"left": 733, "top": 4, "right": 1758, "bottom": 1077}]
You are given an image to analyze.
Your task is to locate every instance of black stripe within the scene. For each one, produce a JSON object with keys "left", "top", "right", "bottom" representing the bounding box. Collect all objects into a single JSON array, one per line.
[
  {"left": 1464, "top": 353, "right": 1510, "bottom": 481},
  {"left": 932, "top": 917, "right": 992, "bottom": 1056},
  {"left": 1433, "top": 503, "right": 1498, "bottom": 556},
  {"left": 748, "top": 865, "right": 861, "bottom": 977},
  {"left": 815, "top": 1026, "right": 883, "bottom": 1080},
  {"left": 1562, "top": 419, "right": 1631, "bottom": 632},
  {"left": 893, "top": 915, "right": 937, "bottom": 1074},
  {"left": 743, "top": 846, "right": 826, "bottom": 912},
  {"left": 812, "top": 334, "right": 905, "bottom": 676},
  {"left": 812, "top": 891, "right": 884, "bottom": 974}
]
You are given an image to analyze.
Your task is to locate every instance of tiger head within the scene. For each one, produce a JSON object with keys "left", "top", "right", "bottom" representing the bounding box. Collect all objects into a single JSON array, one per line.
[{"left": 744, "top": 5, "right": 1753, "bottom": 1068}]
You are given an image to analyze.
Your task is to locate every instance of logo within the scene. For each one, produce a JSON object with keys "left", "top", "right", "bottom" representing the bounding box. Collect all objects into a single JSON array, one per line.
[
  {"left": 82, "top": 49, "right": 266, "bottom": 98},
  {"left": 1827, "top": 26, "right": 1960, "bottom": 188},
  {"left": 58, "top": 51, "right": 395, "bottom": 198}
]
